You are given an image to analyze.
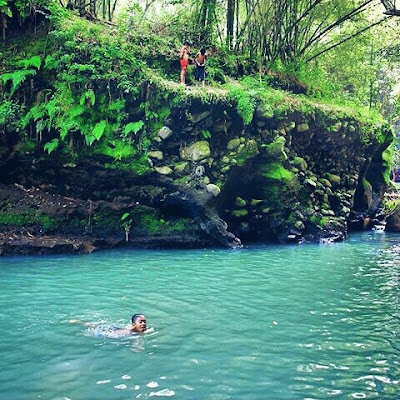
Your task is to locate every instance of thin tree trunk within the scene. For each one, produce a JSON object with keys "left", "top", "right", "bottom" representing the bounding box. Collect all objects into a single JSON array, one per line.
[{"left": 227, "top": 0, "right": 235, "bottom": 48}]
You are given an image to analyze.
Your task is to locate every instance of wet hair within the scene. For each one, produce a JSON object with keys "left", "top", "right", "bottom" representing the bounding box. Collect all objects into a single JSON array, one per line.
[
  {"left": 131, "top": 314, "right": 145, "bottom": 323},
  {"left": 184, "top": 41, "right": 190, "bottom": 46},
  {"left": 200, "top": 48, "right": 206, "bottom": 55}
]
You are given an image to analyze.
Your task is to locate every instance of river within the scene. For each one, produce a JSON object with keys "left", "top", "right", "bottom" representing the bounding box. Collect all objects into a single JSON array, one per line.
[{"left": 0, "top": 232, "right": 398, "bottom": 400}]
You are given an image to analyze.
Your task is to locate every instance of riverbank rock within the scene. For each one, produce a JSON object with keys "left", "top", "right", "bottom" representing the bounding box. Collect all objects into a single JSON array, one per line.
[
  {"left": 180, "top": 141, "right": 210, "bottom": 161},
  {"left": 386, "top": 203, "right": 400, "bottom": 232}
]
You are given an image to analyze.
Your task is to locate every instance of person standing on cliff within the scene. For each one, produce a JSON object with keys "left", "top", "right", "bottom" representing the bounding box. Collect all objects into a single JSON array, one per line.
[
  {"left": 179, "top": 41, "right": 191, "bottom": 85},
  {"left": 194, "top": 48, "right": 207, "bottom": 87}
]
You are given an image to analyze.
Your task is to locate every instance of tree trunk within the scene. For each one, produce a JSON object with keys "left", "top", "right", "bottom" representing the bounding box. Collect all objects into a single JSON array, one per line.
[{"left": 226, "top": 0, "right": 235, "bottom": 48}]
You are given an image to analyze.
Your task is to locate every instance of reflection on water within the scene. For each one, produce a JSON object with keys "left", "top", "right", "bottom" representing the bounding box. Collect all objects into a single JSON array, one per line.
[{"left": 0, "top": 232, "right": 399, "bottom": 400}]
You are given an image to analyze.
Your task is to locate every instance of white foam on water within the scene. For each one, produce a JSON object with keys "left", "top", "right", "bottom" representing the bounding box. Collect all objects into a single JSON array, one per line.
[
  {"left": 147, "top": 381, "right": 159, "bottom": 388},
  {"left": 134, "top": 385, "right": 140, "bottom": 390},
  {"left": 149, "top": 389, "right": 175, "bottom": 397},
  {"left": 351, "top": 393, "right": 366, "bottom": 399},
  {"left": 114, "top": 384, "right": 128, "bottom": 390},
  {"left": 96, "top": 380, "right": 111, "bottom": 385},
  {"left": 121, "top": 374, "right": 131, "bottom": 380}
]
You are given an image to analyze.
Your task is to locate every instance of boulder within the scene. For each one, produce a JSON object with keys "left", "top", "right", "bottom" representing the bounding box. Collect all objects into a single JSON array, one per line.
[
  {"left": 147, "top": 151, "right": 164, "bottom": 161},
  {"left": 255, "top": 104, "right": 274, "bottom": 120},
  {"left": 180, "top": 141, "right": 211, "bottom": 161},
  {"left": 296, "top": 123, "right": 309, "bottom": 132},
  {"left": 187, "top": 111, "right": 210, "bottom": 124},
  {"left": 227, "top": 138, "right": 241, "bottom": 150},
  {"left": 232, "top": 209, "right": 249, "bottom": 217},
  {"left": 305, "top": 179, "right": 317, "bottom": 189},
  {"left": 154, "top": 166, "right": 173, "bottom": 175},
  {"left": 326, "top": 173, "right": 341, "bottom": 187},
  {"left": 294, "top": 220, "right": 305, "bottom": 230},
  {"left": 264, "top": 136, "right": 287, "bottom": 161},
  {"left": 251, "top": 199, "right": 263, "bottom": 206},
  {"left": 206, "top": 184, "right": 221, "bottom": 197},
  {"left": 158, "top": 126, "right": 173, "bottom": 140},
  {"left": 235, "top": 197, "right": 247, "bottom": 207},
  {"left": 291, "top": 156, "right": 308, "bottom": 170},
  {"left": 174, "top": 162, "right": 189, "bottom": 175},
  {"left": 319, "top": 178, "right": 332, "bottom": 188},
  {"left": 386, "top": 203, "right": 400, "bottom": 232},
  {"left": 221, "top": 165, "right": 231, "bottom": 173}
]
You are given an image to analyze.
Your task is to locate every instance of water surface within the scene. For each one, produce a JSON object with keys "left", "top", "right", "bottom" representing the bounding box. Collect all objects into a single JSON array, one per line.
[{"left": 0, "top": 232, "right": 399, "bottom": 399}]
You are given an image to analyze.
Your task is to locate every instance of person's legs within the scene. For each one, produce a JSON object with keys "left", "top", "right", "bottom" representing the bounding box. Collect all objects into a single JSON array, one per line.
[
  {"left": 180, "top": 63, "right": 187, "bottom": 84},
  {"left": 200, "top": 67, "right": 205, "bottom": 86}
]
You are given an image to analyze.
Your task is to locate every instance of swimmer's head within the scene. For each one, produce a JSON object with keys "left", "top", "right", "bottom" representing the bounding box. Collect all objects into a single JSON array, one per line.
[{"left": 131, "top": 314, "right": 147, "bottom": 332}]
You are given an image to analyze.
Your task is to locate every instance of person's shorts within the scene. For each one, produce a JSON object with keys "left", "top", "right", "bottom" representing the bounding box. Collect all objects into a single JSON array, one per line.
[
  {"left": 180, "top": 59, "right": 189, "bottom": 71},
  {"left": 195, "top": 66, "right": 206, "bottom": 81}
]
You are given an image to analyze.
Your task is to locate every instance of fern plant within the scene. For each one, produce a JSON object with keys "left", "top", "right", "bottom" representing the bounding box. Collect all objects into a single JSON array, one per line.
[
  {"left": 124, "top": 120, "right": 144, "bottom": 137},
  {"left": 17, "top": 55, "right": 42, "bottom": 69},
  {"left": 44, "top": 138, "right": 59, "bottom": 154},
  {"left": 1, "top": 55, "right": 42, "bottom": 97},
  {"left": 1, "top": 69, "right": 37, "bottom": 96}
]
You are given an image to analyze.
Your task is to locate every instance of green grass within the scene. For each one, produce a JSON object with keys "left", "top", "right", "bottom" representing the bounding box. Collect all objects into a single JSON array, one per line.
[{"left": 261, "top": 163, "right": 294, "bottom": 181}]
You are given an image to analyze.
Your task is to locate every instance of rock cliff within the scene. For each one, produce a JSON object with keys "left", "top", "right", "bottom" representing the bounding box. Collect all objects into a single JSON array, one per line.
[{"left": 0, "top": 86, "right": 393, "bottom": 255}]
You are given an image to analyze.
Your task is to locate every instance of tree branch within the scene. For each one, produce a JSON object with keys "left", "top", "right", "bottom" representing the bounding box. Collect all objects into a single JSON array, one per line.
[
  {"left": 301, "top": 0, "right": 377, "bottom": 54},
  {"left": 306, "top": 16, "right": 391, "bottom": 62}
]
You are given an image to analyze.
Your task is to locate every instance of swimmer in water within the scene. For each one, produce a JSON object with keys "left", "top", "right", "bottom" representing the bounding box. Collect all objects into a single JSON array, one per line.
[{"left": 70, "top": 314, "right": 148, "bottom": 338}]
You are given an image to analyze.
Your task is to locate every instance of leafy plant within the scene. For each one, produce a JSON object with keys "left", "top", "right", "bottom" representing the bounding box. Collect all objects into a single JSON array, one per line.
[
  {"left": 121, "top": 212, "right": 133, "bottom": 242},
  {"left": 1, "top": 69, "right": 37, "bottom": 96},
  {"left": 86, "top": 120, "right": 108, "bottom": 146},
  {"left": 79, "top": 90, "right": 96, "bottom": 106},
  {"left": 17, "top": 55, "right": 42, "bottom": 69},
  {"left": 124, "top": 120, "right": 144, "bottom": 136},
  {"left": 44, "top": 138, "right": 59, "bottom": 154},
  {"left": 201, "top": 129, "right": 211, "bottom": 139}
]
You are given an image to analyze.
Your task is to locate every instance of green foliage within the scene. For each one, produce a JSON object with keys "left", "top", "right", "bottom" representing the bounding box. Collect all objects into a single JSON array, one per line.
[
  {"left": 201, "top": 129, "right": 211, "bottom": 139},
  {"left": 17, "top": 55, "right": 42, "bottom": 70},
  {"left": 227, "top": 84, "right": 255, "bottom": 125},
  {"left": 1, "top": 69, "right": 37, "bottom": 96},
  {"left": 0, "top": 211, "right": 57, "bottom": 231},
  {"left": 0, "top": 1, "right": 11, "bottom": 13},
  {"left": 382, "top": 197, "right": 400, "bottom": 214},
  {"left": 44, "top": 138, "right": 59, "bottom": 154},
  {"left": 86, "top": 120, "right": 108, "bottom": 146},
  {"left": 131, "top": 206, "right": 196, "bottom": 235},
  {"left": 382, "top": 143, "right": 395, "bottom": 185},
  {"left": 121, "top": 212, "right": 133, "bottom": 241},
  {"left": 80, "top": 90, "right": 95, "bottom": 106},
  {"left": 261, "top": 163, "right": 294, "bottom": 181},
  {"left": 309, "top": 214, "right": 329, "bottom": 228},
  {"left": 0, "top": 99, "right": 24, "bottom": 132},
  {"left": 124, "top": 121, "right": 145, "bottom": 136},
  {"left": 96, "top": 139, "right": 137, "bottom": 161}
]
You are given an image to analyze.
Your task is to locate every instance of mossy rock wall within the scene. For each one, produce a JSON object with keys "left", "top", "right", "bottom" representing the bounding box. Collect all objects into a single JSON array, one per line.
[{"left": 0, "top": 88, "right": 393, "bottom": 253}]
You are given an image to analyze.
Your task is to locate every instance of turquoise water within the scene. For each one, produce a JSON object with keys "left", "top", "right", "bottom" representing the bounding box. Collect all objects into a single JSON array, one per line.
[{"left": 0, "top": 232, "right": 399, "bottom": 400}]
